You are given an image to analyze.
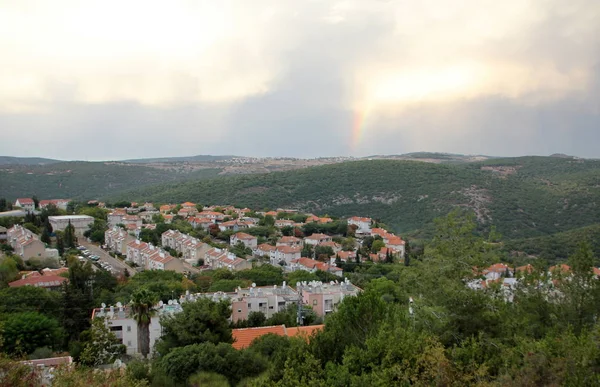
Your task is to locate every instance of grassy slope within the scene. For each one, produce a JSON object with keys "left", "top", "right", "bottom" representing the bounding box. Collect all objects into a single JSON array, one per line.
[
  {"left": 110, "top": 157, "right": 600, "bottom": 241},
  {"left": 0, "top": 162, "right": 222, "bottom": 200}
]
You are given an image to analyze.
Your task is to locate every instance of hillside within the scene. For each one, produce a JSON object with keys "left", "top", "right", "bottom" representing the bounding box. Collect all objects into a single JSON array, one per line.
[
  {"left": 110, "top": 157, "right": 600, "bottom": 241},
  {"left": 0, "top": 156, "right": 61, "bottom": 165},
  {"left": 503, "top": 224, "right": 600, "bottom": 264},
  {"left": 0, "top": 162, "right": 222, "bottom": 200},
  {"left": 122, "top": 154, "right": 236, "bottom": 163}
]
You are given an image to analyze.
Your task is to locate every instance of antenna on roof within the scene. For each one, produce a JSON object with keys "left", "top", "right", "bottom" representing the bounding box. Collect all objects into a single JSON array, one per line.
[
  {"left": 116, "top": 302, "right": 122, "bottom": 308},
  {"left": 158, "top": 300, "right": 163, "bottom": 307},
  {"left": 101, "top": 303, "right": 106, "bottom": 308},
  {"left": 252, "top": 283, "right": 256, "bottom": 288},
  {"left": 168, "top": 300, "right": 173, "bottom": 305}
]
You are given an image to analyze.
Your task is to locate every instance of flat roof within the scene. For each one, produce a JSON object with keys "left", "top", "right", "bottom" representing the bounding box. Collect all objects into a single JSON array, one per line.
[{"left": 48, "top": 215, "right": 94, "bottom": 220}]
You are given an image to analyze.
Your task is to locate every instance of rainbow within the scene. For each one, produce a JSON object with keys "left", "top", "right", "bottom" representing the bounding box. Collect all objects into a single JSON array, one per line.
[{"left": 350, "top": 101, "right": 373, "bottom": 150}]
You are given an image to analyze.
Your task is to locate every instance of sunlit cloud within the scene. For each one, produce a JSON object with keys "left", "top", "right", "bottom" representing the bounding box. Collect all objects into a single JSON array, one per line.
[{"left": 0, "top": 0, "right": 598, "bottom": 158}]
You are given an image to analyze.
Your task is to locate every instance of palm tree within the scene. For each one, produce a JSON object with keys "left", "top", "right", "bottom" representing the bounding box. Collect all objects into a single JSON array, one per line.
[{"left": 130, "top": 288, "right": 158, "bottom": 358}]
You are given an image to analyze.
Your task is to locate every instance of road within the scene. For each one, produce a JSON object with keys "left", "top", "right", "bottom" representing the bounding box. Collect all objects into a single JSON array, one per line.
[{"left": 80, "top": 241, "right": 136, "bottom": 276}]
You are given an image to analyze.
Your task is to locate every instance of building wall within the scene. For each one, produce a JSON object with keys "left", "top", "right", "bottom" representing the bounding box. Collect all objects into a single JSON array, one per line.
[{"left": 48, "top": 216, "right": 94, "bottom": 236}]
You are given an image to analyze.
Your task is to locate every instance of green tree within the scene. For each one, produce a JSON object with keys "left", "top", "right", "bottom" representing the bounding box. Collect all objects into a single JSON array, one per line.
[
  {"left": 32, "top": 195, "right": 39, "bottom": 209},
  {"left": 63, "top": 220, "right": 77, "bottom": 249},
  {"left": 1, "top": 312, "right": 63, "bottom": 355},
  {"left": 157, "top": 342, "right": 267, "bottom": 385},
  {"left": 371, "top": 240, "right": 385, "bottom": 253},
  {"left": 0, "top": 256, "right": 21, "bottom": 287},
  {"left": 80, "top": 317, "right": 125, "bottom": 366},
  {"left": 156, "top": 298, "right": 232, "bottom": 355},
  {"left": 0, "top": 198, "right": 7, "bottom": 212},
  {"left": 0, "top": 286, "right": 62, "bottom": 319},
  {"left": 131, "top": 288, "right": 158, "bottom": 358}
]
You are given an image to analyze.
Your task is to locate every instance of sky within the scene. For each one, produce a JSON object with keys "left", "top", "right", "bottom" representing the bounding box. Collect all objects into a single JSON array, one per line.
[{"left": 1, "top": 0, "right": 599, "bottom": 160}]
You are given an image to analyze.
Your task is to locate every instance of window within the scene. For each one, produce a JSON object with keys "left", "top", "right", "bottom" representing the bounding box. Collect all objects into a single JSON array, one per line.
[
  {"left": 269, "top": 306, "right": 274, "bottom": 309},
  {"left": 237, "top": 309, "right": 242, "bottom": 313},
  {"left": 127, "top": 341, "right": 132, "bottom": 346},
  {"left": 313, "top": 300, "right": 318, "bottom": 305},
  {"left": 248, "top": 303, "right": 251, "bottom": 308},
  {"left": 127, "top": 326, "right": 131, "bottom": 332}
]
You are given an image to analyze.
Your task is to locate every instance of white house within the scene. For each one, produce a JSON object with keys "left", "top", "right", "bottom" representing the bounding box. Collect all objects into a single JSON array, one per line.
[
  {"left": 230, "top": 232, "right": 258, "bottom": 249},
  {"left": 348, "top": 216, "right": 372, "bottom": 235},
  {"left": 14, "top": 198, "right": 35, "bottom": 212}
]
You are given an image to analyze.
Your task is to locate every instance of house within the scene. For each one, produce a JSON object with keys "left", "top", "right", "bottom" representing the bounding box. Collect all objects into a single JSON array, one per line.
[
  {"left": 9, "top": 275, "right": 67, "bottom": 290},
  {"left": 276, "top": 236, "right": 302, "bottom": 247},
  {"left": 297, "top": 279, "right": 361, "bottom": 316},
  {"left": 198, "top": 211, "right": 225, "bottom": 222},
  {"left": 348, "top": 216, "right": 372, "bottom": 235},
  {"left": 14, "top": 198, "right": 35, "bottom": 212},
  {"left": 7, "top": 225, "right": 48, "bottom": 260},
  {"left": 105, "top": 227, "right": 135, "bottom": 255},
  {"left": 159, "top": 204, "right": 175, "bottom": 214},
  {"left": 108, "top": 208, "right": 128, "bottom": 226},
  {"left": 204, "top": 248, "right": 251, "bottom": 271},
  {"left": 255, "top": 244, "right": 277, "bottom": 259},
  {"left": 189, "top": 217, "right": 214, "bottom": 229},
  {"left": 332, "top": 250, "right": 356, "bottom": 263},
  {"left": 289, "top": 257, "right": 343, "bottom": 277},
  {"left": 39, "top": 199, "right": 70, "bottom": 211},
  {"left": 483, "top": 263, "right": 514, "bottom": 280},
  {"left": 194, "top": 283, "right": 299, "bottom": 323},
  {"left": 92, "top": 302, "right": 182, "bottom": 356},
  {"left": 181, "top": 202, "right": 196, "bottom": 208},
  {"left": 230, "top": 232, "right": 258, "bottom": 250},
  {"left": 218, "top": 220, "right": 248, "bottom": 232},
  {"left": 162, "top": 230, "right": 210, "bottom": 265},
  {"left": 275, "top": 219, "right": 295, "bottom": 228},
  {"left": 303, "top": 233, "right": 332, "bottom": 246},
  {"left": 232, "top": 324, "right": 324, "bottom": 350},
  {"left": 305, "top": 215, "right": 320, "bottom": 223},
  {"left": 147, "top": 250, "right": 185, "bottom": 272},
  {"left": 386, "top": 236, "right": 406, "bottom": 257},
  {"left": 272, "top": 246, "right": 302, "bottom": 266},
  {"left": 48, "top": 215, "right": 94, "bottom": 236},
  {"left": 163, "top": 214, "right": 174, "bottom": 224}
]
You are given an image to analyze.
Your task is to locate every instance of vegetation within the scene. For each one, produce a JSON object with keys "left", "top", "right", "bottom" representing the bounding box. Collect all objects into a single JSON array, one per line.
[
  {"left": 0, "top": 211, "right": 600, "bottom": 385},
  {"left": 110, "top": 157, "right": 600, "bottom": 244},
  {"left": 0, "top": 161, "right": 222, "bottom": 200}
]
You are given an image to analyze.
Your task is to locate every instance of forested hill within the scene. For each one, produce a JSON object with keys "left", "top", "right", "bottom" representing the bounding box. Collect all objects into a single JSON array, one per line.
[
  {"left": 110, "top": 156, "right": 600, "bottom": 240},
  {"left": 0, "top": 161, "right": 222, "bottom": 200}
]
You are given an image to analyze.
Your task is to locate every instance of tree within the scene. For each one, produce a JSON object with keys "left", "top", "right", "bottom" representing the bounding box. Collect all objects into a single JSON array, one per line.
[
  {"left": 246, "top": 311, "right": 267, "bottom": 327},
  {"left": 79, "top": 317, "right": 126, "bottom": 366},
  {"left": 158, "top": 342, "right": 267, "bottom": 385},
  {"left": 131, "top": 288, "right": 158, "bottom": 358},
  {"left": 1, "top": 312, "right": 63, "bottom": 355},
  {"left": 32, "top": 195, "right": 39, "bottom": 209},
  {"left": 0, "top": 198, "right": 7, "bottom": 212},
  {"left": 0, "top": 256, "right": 21, "bottom": 287},
  {"left": 41, "top": 227, "right": 51, "bottom": 244},
  {"left": 63, "top": 220, "right": 77, "bottom": 249},
  {"left": 371, "top": 240, "right": 385, "bottom": 253},
  {"left": 0, "top": 286, "right": 62, "bottom": 319},
  {"left": 156, "top": 298, "right": 232, "bottom": 355}
]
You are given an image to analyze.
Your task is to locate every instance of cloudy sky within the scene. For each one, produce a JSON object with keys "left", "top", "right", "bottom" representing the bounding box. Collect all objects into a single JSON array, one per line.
[{"left": 1, "top": 0, "right": 599, "bottom": 160}]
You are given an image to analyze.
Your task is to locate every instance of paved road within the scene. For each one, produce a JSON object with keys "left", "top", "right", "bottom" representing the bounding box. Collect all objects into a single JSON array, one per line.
[{"left": 81, "top": 241, "right": 136, "bottom": 276}]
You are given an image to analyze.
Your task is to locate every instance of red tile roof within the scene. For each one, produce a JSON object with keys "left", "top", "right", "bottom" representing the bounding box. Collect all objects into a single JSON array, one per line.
[
  {"left": 233, "top": 232, "right": 256, "bottom": 240},
  {"left": 16, "top": 198, "right": 34, "bottom": 204},
  {"left": 232, "top": 324, "right": 324, "bottom": 350},
  {"left": 9, "top": 275, "right": 67, "bottom": 288}
]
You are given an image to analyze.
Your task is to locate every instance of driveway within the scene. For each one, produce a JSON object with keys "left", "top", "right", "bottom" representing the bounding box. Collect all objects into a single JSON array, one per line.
[{"left": 80, "top": 241, "right": 136, "bottom": 276}]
